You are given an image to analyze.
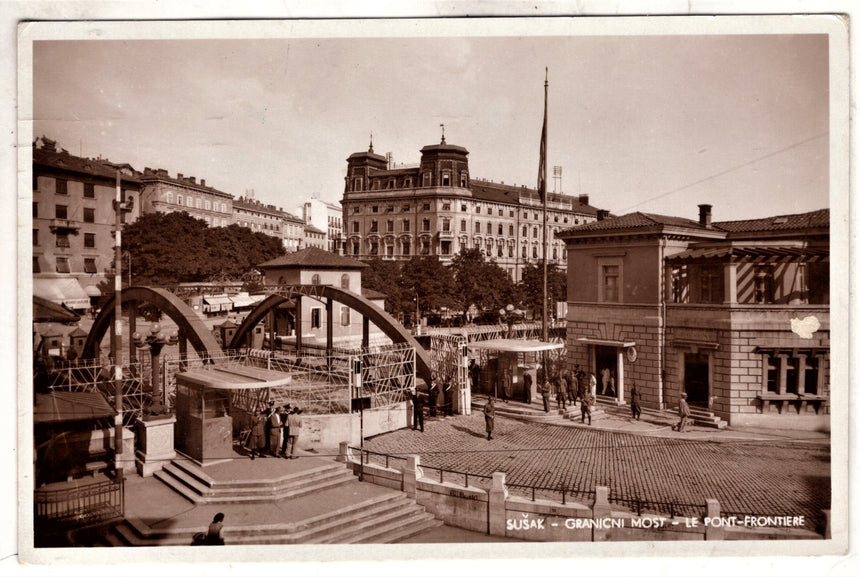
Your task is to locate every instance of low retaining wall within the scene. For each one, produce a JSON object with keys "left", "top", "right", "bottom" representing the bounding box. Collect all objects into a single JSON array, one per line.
[
  {"left": 299, "top": 402, "right": 408, "bottom": 451},
  {"left": 340, "top": 444, "right": 826, "bottom": 542}
]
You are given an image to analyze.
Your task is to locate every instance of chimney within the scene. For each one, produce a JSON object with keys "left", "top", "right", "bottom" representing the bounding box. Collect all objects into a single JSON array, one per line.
[
  {"left": 597, "top": 209, "right": 610, "bottom": 221},
  {"left": 698, "top": 204, "right": 712, "bottom": 227},
  {"left": 177, "top": 173, "right": 184, "bottom": 179},
  {"left": 188, "top": 176, "right": 196, "bottom": 184},
  {"left": 578, "top": 193, "right": 590, "bottom": 205},
  {"left": 200, "top": 179, "right": 206, "bottom": 187}
]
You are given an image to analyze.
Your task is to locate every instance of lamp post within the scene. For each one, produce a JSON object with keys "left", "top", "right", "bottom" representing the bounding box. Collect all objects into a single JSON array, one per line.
[
  {"left": 498, "top": 304, "right": 524, "bottom": 339},
  {"left": 133, "top": 323, "right": 179, "bottom": 418}
]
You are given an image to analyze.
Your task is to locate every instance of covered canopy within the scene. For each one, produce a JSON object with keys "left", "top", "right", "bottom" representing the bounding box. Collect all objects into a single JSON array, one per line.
[
  {"left": 177, "top": 365, "right": 293, "bottom": 390},
  {"left": 468, "top": 338, "right": 564, "bottom": 353},
  {"left": 33, "top": 295, "right": 81, "bottom": 323},
  {"left": 33, "top": 278, "right": 92, "bottom": 310},
  {"left": 33, "top": 391, "right": 115, "bottom": 425}
]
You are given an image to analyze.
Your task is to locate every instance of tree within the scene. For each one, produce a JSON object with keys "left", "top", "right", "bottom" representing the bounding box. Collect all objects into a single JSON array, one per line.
[
  {"left": 518, "top": 263, "right": 567, "bottom": 319},
  {"left": 122, "top": 212, "right": 285, "bottom": 285},
  {"left": 451, "top": 248, "right": 516, "bottom": 322},
  {"left": 361, "top": 258, "right": 406, "bottom": 315},
  {"left": 400, "top": 256, "right": 456, "bottom": 319}
]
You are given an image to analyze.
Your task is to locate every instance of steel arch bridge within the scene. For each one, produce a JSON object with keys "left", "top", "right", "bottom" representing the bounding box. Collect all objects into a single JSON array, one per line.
[
  {"left": 82, "top": 286, "right": 222, "bottom": 360},
  {"left": 228, "top": 284, "right": 434, "bottom": 382}
]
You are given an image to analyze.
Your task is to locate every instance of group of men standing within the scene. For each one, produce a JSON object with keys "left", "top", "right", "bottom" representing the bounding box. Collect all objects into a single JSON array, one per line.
[{"left": 247, "top": 401, "right": 304, "bottom": 459}]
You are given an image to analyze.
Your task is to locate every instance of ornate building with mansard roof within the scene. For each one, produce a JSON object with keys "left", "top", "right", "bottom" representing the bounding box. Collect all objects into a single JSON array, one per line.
[{"left": 340, "top": 136, "right": 602, "bottom": 283}]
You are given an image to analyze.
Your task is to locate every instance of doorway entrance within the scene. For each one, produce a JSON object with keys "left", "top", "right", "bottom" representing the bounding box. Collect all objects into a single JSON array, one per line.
[
  {"left": 594, "top": 345, "right": 618, "bottom": 396},
  {"left": 683, "top": 352, "right": 710, "bottom": 407}
]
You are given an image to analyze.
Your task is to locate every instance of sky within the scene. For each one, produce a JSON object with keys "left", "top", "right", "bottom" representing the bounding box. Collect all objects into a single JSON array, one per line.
[{"left": 30, "top": 22, "right": 830, "bottom": 223}]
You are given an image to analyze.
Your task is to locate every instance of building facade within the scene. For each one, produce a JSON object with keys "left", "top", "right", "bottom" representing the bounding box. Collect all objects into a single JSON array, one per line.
[
  {"left": 257, "top": 247, "right": 386, "bottom": 347},
  {"left": 341, "top": 138, "right": 599, "bottom": 282},
  {"left": 303, "top": 224, "right": 327, "bottom": 250},
  {"left": 139, "top": 167, "right": 233, "bottom": 228},
  {"left": 558, "top": 205, "right": 830, "bottom": 430},
  {"left": 282, "top": 211, "right": 306, "bottom": 253},
  {"left": 32, "top": 137, "right": 142, "bottom": 310},
  {"left": 302, "top": 198, "right": 344, "bottom": 254},
  {"left": 232, "top": 195, "right": 288, "bottom": 240}
]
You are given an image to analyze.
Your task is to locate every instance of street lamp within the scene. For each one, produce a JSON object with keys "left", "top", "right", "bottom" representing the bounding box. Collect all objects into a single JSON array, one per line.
[
  {"left": 498, "top": 304, "right": 524, "bottom": 339},
  {"left": 133, "top": 323, "right": 179, "bottom": 418}
]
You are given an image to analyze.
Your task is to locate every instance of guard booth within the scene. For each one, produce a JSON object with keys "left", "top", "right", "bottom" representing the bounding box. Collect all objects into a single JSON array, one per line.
[
  {"left": 468, "top": 338, "right": 564, "bottom": 402},
  {"left": 174, "top": 365, "right": 292, "bottom": 463}
]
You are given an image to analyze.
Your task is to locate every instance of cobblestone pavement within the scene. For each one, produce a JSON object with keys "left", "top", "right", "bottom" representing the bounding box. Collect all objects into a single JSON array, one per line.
[{"left": 362, "top": 412, "right": 831, "bottom": 522}]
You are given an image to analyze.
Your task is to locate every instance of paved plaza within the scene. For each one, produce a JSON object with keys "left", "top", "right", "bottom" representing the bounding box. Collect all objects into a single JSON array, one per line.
[{"left": 362, "top": 409, "right": 831, "bottom": 523}]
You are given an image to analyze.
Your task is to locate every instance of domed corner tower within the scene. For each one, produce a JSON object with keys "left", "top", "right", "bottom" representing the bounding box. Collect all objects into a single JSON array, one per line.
[
  {"left": 418, "top": 135, "right": 470, "bottom": 189},
  {"left": 344, "top": 139, "right": 389, "bottom": 194}
]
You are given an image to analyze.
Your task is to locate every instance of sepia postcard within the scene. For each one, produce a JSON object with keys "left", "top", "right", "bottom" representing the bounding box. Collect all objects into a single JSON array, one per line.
[{"left": 12, "top": 11, "right": 853, "bottom": 574}]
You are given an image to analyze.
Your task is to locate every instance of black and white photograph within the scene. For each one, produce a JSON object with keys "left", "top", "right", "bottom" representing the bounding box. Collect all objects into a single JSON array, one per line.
[{"left": 9, "top": 7, "right": 854, "bottom": 574}]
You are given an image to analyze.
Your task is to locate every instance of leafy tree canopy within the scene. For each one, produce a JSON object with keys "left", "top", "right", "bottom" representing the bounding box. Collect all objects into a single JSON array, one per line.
[
  {"left": 451, "top": 248, "right": 516, "bottom": 320},
  {"left": 122, "top": 212, "right": 285, "bottom": 285},
  {"left": 519, "top": 263, "right": 567, "bottom": 319}
]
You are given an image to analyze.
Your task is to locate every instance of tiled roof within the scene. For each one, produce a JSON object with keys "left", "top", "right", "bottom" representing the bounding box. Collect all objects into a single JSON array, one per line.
[
  {"left": 560, "top": 212, "right": 708, "bottom": 233},
  {"left": 713, "top": 209, "right": 829, "bottom": 233},
  {"left": 362, "top": 287, "right": 387, "bottom": 300},
  {"left": 258, "top": 247, "right": 368, "bottom": 269},
  {"left": 33, "top": 146, "right": 140, "bottom": 182},
  {"left": 304, "top": 224, "right": 326, "bottom": 235},
  {"left": 469, "top": 180, "right": 598, "bottom": 215}
]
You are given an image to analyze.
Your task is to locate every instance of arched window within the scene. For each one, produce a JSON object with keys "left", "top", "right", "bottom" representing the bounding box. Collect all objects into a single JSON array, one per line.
[
  {"left": 311, "top": 274, "right": 321, "bottom": 285},
  {"left": 341, "top": 273, "right": 350, "bottom": 290}
]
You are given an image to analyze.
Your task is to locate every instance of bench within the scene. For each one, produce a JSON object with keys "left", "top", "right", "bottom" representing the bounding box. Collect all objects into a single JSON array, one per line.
[{"left": 756, "top": 393, "right": 828, "bottom": 415}]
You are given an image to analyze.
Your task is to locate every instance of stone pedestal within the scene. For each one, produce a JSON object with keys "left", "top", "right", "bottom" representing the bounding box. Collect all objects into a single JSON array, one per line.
[{"left": 135, "top": 415, "right": 177, "bottom": 477}]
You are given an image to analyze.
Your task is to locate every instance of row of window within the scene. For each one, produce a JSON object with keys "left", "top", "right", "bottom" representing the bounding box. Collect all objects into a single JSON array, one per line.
[
  {"left": 33, "top": 255, "right": 98, "bottom": 274},
  {"left": 165, "top": 191, "right": 229, "bottom": 213},
  {"left": 351, "top": 202, "right": 575, "bottom": 224},
  {"left": 46, "top": 179, "right": 97, "bottom": 199},
  {"left": 34, "top": 202, "right": 97, "bottom": 222},
  {"left": 34, "top": 230, "right": 97, "bottom": 249},
  {"left": 308, "top": 306, "right": 352, "bottom": 328},
  {"left": 352, "top": 170, "right": 469, "bottom": 192},
  {"left": 352, "top": 238, "right": 565, "bottom": 260},
  {"left": 352, "top": 217, "right": 566, "bottom": 238}
]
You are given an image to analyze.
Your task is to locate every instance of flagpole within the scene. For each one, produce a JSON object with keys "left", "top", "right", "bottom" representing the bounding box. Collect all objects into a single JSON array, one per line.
[{"left": 541, "top": 68, "right": 549, "bottom": 345}]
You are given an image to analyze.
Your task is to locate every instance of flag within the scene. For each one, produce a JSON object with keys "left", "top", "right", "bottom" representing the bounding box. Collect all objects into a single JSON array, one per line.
[{"left": 537, "top": 71, "right": 548, "bottom": 203}]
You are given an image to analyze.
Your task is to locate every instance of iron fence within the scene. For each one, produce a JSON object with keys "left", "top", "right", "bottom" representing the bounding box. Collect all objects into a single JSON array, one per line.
[{"left": 34, "top": 477, "right": 124, "bottom": 536}]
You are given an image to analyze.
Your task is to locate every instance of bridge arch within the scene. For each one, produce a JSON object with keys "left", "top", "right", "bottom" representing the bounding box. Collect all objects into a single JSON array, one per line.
[
  {"left": 82, "top": 286, "right": 222, "bottom": 360},
  {"left": 229, "top": 285, "right": 434, "bottom": 381}
]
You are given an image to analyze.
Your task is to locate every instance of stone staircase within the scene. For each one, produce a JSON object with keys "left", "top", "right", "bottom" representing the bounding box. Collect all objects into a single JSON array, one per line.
[
  {"left": 472, "top": 395, "right": 607, "bottom": 425},
  {"left": 102, "top": 460, "right": 443, "bottom": 546},
  {"left": 105, "top": 491, "right": 441, "bottom": 546},
  {"left": 594, "top": 396, "right": 728, "bottom": 430},
  {"left": 153, "top": 459, "right": 356, "bottom": 504}
]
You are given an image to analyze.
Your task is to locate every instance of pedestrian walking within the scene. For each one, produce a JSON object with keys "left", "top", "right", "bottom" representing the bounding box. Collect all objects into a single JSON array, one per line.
[
  {"left": 540, "top": 378, "right": 551, "bottom": 413},
  {"left": 630, "top": 383, "right": 642, "bottom": 421},
  {"left": 411, "top": 388, "right": 424, "bottom": 432},
  {"left": 484, "top": 396, "right": 495, "bottom": 440},
  {"left": 268, "top": 404, "right": 282, "bottom": 457},
  {"left": 428, "top": 374, "right": 439, "bottom": 417},
  {"left": 286, "top": 407, "right": 303, "bottom": 458},
  {"left": 581, "top": 391, "right": 593, "bottom": 425},
  {"left": 204, "top": 512, "right": 225, "bottom": 545},
  {"left": 523, "top": 370, "right": 533, "bottom": 405},
  {"left": 468, "top": 359, "right": 481, "bottom": 392},
  {"left": 673, "top": 392, "right": 691, "bottom": 432},
  {"left": 279, "top": 404, "right": 291, "bottom": 457},
  {"left": 556, "top": 373, "right": 567, "bottom": 410},
  {"left": 249, "top": 409, "right": 266, "bottom": 459},
  {"left": 443, "top": 376, "right": 454, "bottom": 416}
]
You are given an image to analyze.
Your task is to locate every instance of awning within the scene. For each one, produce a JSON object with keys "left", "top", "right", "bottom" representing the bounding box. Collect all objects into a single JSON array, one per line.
[
  {"left": 33, "top": 278, "right": 91, "bottom": 310},
  {"left": 83, "top": 284, "right": 102, "bottom": 297},
  {"left": 468, "top": 339, "right": 564, "bottom": 353},
  {"left": 576, "top": 337, "right": 636, "bottom": 348},
  {"left": 667, "top": 246, "right": 829, "bottom": 263},
  {"left": 33, "top": 391, "right": 115, "bottom": 425},
  {"left": 177, "top": 365, "right": 293, "bottom": 390},
  {"left": 33, "top": 295, "right": 80, "bottom": 323}
]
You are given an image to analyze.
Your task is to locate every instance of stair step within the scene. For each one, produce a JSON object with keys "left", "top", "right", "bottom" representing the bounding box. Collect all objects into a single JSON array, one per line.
[
  {"left": 309, "top": 502, "right": 427, "bottom": 544},
  {"left": 346, "top": 511, "right": 441, "bottom": 544},
  {"left": 366, "top": 516, "right": 444, "bottom": 544}
]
